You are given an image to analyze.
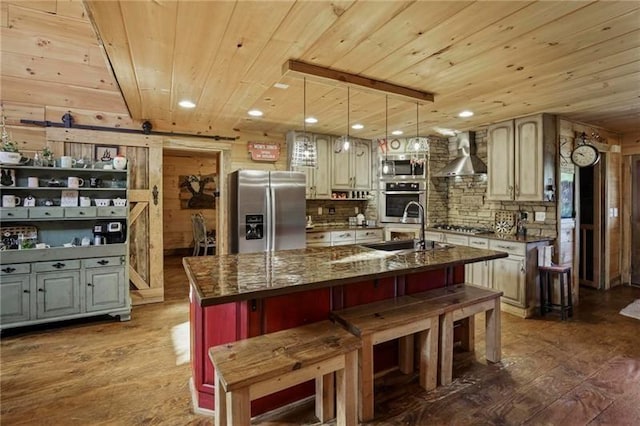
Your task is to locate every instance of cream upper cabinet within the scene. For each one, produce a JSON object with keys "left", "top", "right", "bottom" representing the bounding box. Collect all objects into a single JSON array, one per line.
[
  {"left": 331, "top": 138, "right": 371, "bottom": 191},
  {"left": 487, "top": 114, "right": 555, "bottom": 201},
  {"left": 287, "top": 131, "right": 331, "bottom": 199}
]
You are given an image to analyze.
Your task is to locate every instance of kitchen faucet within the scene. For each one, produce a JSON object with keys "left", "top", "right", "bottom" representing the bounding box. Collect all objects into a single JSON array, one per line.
[{"left": 402, "top": 200, "right": 426, "bottom": 250}]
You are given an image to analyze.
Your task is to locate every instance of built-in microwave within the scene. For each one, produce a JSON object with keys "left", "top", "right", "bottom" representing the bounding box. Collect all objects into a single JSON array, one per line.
[
  {"left": 380, "top": 155, "right": 426, "bottom": 179},
  {"left": 379, "top": 181, "right": 426, "bottom": 223}
]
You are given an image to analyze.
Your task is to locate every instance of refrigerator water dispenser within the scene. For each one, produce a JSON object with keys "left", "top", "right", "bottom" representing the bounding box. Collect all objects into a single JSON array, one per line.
[{"left": 245, "top": 214, "right": 263, "bottom": 240}]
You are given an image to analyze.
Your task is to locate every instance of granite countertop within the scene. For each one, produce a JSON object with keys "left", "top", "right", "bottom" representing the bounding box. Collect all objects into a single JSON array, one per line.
[
  {"left": 184, "top": 245, "right": 508, "bottom": 307},
  {"left": 426, "top": 228, "right": 554, "bottom": 244},
  {"left": 306, "top": 225, "right": 383, "bottom": 233}
]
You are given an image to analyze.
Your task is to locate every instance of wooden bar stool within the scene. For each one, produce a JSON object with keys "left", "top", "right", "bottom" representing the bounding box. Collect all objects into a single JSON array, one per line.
[
  {"left": 539, "top": 264, "right": 573, "bottom": 320},
  {"left": 209, "top": 320, "right": 360, "bottom": 426}
]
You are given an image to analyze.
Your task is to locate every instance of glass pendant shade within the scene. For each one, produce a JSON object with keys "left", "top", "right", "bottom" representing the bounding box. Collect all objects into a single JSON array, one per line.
[{"left": 291, "top": 77, "right": 318, "bottom": 167}]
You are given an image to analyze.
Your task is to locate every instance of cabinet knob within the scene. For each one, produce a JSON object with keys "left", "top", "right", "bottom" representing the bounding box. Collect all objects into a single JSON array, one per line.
[
  {"left": 45, "top": 212, "right": 50, "bottom": 216},
  {"left": 7, "top": 212, "right": 13, "bottom": 216},
  {"left": 52, "top": 262, "right": 65, "bottom": 269},
  {"left": 97, "top": 260, "right": 109, "bottom": 265},
  {"left": 1, "top": 267, "right": 16, "bottom": 273},
  {"left": 23, "top": 289, "right": 30, "bottom": 293},
  {"left": 87, "top": 283, "right": 93, "bottom": 287},
  {"left": 38, "top": 288, "right": 45, "bottom": 292},
  {"left": 79, "top": 211, "right": 85, "bottom": 215}
]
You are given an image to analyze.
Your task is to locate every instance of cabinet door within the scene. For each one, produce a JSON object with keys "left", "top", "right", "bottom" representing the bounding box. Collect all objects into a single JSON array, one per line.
[
  {"left": 466, "top": 261, "right": 491, "bottom": 288},
  {"left": 0, "top": 275, "right": 31, "bottom": 324},
  {"left": 85, "top": 266, "right": 126, "bottom": 312},
  {"left": 353, "top": 139, "right": 371, "bottom": 190},
  {"left": 487, "top": 121, "right": 515, "bottom": 200},
  {"left": 292, "top": 164, "right": 314, "bottom": 198},
  {"left": 514, "top": 115, "right": 544, "bottom": 201},
  {"left": 492, "top": 256, "right": 525, "bottom": 307},
  {"left": 313, "top": 135, "right": 332, "bottom": 198},
  {"left": 331, "top": 137, "right": 352, "bottom": 189},
  {"left": 36, "top": 271, "right": 81, "bottom": 319}
]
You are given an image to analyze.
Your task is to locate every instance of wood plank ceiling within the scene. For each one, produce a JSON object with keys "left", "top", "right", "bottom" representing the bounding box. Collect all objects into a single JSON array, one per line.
[{"left": 84, "top": 1, "right": 640, "bottom": 139}]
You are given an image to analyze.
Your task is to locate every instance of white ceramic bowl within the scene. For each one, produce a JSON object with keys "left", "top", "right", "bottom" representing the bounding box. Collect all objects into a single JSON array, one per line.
[
  {"left": 94, "top": 198, "right": 111, "bottom": 207},
  {"left": 112, "top": 198, "right": 127, "bottom": 207}
]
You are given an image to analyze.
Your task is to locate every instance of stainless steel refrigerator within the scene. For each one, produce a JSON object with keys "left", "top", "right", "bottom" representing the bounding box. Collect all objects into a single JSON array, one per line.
[{"left": 228, "top": 169, "right": 306, "bottom": 253}]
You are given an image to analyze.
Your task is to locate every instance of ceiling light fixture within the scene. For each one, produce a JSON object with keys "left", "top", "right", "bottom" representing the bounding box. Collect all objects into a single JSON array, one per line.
[
  {"left": 382, "top": 95, "right": 390, "bottom": 174},
  {"left": 336, "top": 87, "right": 351, "bottom": 152},
  {"left": 352, "top": 123, "right": 364, "bottom": 130},
  {"left": 305, "top": 117, "right": 318, "bottom": 124},
  {"left": 458, "top": 110, "right": 474, "bottom": 118},
  {"left": 291, "top": 77, "right": 317, "bottom": 168},
  {"left": 248, "top": 109, "right": 263, "bottom": 117},
  {"left": 178, "top": 100, "right": 196, "bottom": 108},
  {"left": 273, "top": 82, "right": 289, "bottom": 89},
  {"left": 392, "top": 130, "right": 403, "bottom": 135}
]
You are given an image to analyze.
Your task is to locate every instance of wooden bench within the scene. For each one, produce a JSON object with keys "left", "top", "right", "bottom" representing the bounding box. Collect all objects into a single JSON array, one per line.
[
  {"left": 410, "top": 283, "right": 502, "bottom": 386},
  {"left": 209, "top": 320, "right": 361, "bottom": 426},
  {"left": 330, "top": 295, "right": 440, "bottom": 422}
]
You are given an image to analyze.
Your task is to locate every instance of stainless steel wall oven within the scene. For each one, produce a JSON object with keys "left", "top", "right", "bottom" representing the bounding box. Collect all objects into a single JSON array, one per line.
[{"left": 379, "top": 181, "right": 426, "bottom": 223}]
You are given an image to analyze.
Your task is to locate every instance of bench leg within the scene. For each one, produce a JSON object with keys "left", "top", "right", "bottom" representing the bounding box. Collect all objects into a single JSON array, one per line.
[
  {"left": 336, "top": 350, "right": 358, "bottom": 426},
  {"left": 485, "top": 298, "right": 501, "bottom": 363},
  {"left": 227, "top": 387, "right": 250, "bottom": 426},
  {"left": 460, "top": 315, "right": 475, "bottom": 352},
  {"left": 315, "top": 372, "right": 335, "bottom": 422},
  {"left": 359, "top": 335, "right": 375, "bottom": 422},
  {"left": 214, "top": 371, "right": 227, "bottom": 426},
  {"left": 398, "top": 334, "right": 414, "bottom": 374},
  {"left": 419, "top": 317, "right": 439, "bottom": 391},
  {"left": 439, "top": 311, "right": 454, "bottom": 386}
]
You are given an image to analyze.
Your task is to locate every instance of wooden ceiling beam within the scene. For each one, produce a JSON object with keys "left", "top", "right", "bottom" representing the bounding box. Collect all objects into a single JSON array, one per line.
[{"left": 282, "top": 59, "right": 435, "bottom": 104}]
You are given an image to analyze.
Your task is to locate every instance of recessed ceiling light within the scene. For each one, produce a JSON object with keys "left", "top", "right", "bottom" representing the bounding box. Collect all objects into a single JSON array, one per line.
[
  {"left": 392, "top": 130, "right": 403, "bottom": 135},
  {"left": 351, "top": 123, "right": 364, "bottom": 130},
  {"left": 433, "top": 127, "right": 457, "bottom": 136},
  {"left": 178, "top": 100, "right": 196, "bottom": 108},
  {"left": 305, "top": 117, "right": 318, "bottom": 124},
  {"left": 248, "top": 109, "right": 263, "bottom": 117},
  {"left": 274, "top": 82, "right": 289, "bottom": 89},
  {"left": 458, "top": 110, "right": 474, "bottom": 118}
]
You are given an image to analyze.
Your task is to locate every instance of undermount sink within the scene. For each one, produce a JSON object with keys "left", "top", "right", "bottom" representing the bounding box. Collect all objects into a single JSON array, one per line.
[{"left": 360, "top": 239, "right": 440, "bottom": 253}]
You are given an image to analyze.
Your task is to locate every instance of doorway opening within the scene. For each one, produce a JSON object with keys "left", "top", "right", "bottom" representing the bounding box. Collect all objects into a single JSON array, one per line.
[
  {"left": 632, "top": 155, "right": 640, "bottom": 286},
  {"left": 578, "top": 157, "right": 605, "bottom": 289},
  {"left": 162, "top": 149, "right": 221, "bottom": 257}
]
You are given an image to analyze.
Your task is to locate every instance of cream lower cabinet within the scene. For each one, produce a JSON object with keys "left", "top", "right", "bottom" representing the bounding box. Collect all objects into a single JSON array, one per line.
[
  {"left": 490, "top": 255, "right": 525, "bottom": 307},
  {"left": 306, "top": 228, "right": 383, "bottom": 247},
  {"left": 465, "top": 237, "right": 492, "bottom": 288}
]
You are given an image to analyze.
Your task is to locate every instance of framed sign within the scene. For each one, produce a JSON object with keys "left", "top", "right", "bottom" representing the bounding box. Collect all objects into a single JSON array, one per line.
[
  {"left": 95, "top": 145, "right": 119, "bottom": 162},
  {"left": 248, "top": 142, "right": 280, "bottom": 162}
]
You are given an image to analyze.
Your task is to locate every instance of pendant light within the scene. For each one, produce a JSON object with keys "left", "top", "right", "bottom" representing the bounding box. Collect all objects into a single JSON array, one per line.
[
  {"left": 382, "top": 95, "right": 390, "bottom": 174},
  {"left": 335, "top": 87, "right": 351, "bottom": 152},
  {"left": 291, "top": 78, "right": 317, "bottom": 167}
]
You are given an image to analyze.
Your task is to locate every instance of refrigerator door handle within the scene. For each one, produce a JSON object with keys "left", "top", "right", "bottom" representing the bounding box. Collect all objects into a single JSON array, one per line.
[
  {"left": 265, "top": 186, "right": 272, "bottom": 251},
  {"left": 269, "top": 185, "right": 277, "bottom": 251}
]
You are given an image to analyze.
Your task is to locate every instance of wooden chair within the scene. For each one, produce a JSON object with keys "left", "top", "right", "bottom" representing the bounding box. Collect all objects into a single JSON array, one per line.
[
  {"left": 209, "top": 320, "right": 360, "bottom": 426},
  {"left": 191, "top": 213, "right": 216, "bottom": 256}
]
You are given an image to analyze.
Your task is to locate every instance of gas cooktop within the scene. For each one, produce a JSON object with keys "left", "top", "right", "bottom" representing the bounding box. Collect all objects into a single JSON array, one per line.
[{"left": 431, "top": 224, "right": 493, "bottom": 235}]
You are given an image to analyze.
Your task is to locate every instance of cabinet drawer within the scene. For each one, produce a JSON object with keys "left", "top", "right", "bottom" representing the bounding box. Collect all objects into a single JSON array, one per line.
[
  {"left": 356, "top": 229, "right": 383, "bottom": 242},
  {"left": 331, "top": 230, "right": 356, "bottom": 245},
  {"left": 82, "top": 256, "right": 124, "bottom": 268},
  {"left": 468, "top": 237, "right": 489, "bottom": 248},
  {"left": 29, "top": 207, "right": 64, "bottom": 219},
  {"left": 1, "top": 208, "right": 28, "bottom": 220},
  {"left": 489, "top": 240, "right": 526, "bottom": 256},
  {"left": 445, "top": 234, "right": 469, "bottom": 246},
  {"left": 33, "top": 260, "right": 81, "bottom": 272},
  {"left": 97, "top": 206, "right": 127, "bottom": 217},
  {"left": 65, "top": 207, "right": 97, "bottom": 218},
  {"left": 424, "top": 231, "right": 444, "bottom": 242},
  {"left": 1, "top": 263, "right": 31, "bottom": 275},
  {"left": 306, "top": 232, "right": 330, "bottom": 244}
]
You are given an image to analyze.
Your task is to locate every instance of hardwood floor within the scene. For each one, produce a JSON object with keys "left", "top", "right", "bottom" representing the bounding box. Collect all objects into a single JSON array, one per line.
[{"left": 1, "top": 255, "right": 639, "bottom": 425}]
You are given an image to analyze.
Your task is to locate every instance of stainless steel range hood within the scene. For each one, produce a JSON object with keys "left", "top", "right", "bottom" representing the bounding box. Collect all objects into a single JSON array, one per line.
[{"left": 434, "top": 131, "right": 487, "bottom": 177}]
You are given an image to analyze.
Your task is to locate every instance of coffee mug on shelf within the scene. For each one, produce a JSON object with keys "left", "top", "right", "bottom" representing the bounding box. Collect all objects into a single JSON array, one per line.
[
  {"left": 27, "top": 177, "right": 39, "bottom": 188},
  {"left": 67, "top": 177, "right": 85, "bottom": 188},
  {"left": 113, "top": 156, "right": 127, "bottom": 170},
  {"left": 89, "top": 177, "right": 102, "bottom": 188},
  {"left": 2, "top": 195, "right": 21, "bottom": 207},
  {"left": 60, "top": 156, "right": 76, "bottom": 168}
]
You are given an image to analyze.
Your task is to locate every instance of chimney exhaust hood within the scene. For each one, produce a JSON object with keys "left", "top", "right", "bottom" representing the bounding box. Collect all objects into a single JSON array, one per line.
[{"left": 434, "top": 131, "right": 487, "bottom": 177}]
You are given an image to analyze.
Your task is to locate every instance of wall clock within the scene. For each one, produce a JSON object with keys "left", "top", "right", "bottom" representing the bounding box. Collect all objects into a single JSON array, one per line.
[{"left": 571, "top": 143, "right": 600, "bottom": 168}]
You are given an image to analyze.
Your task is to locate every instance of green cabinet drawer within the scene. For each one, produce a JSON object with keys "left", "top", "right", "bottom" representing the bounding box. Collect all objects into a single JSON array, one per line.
[
  {"left": 82, "top": 256, "right": 124, "bottom": 269},
  {"left": 1, "top": 208, "right": 29, "bottom": 220},
  {"left": 97, "top": 206, "right": 127, "bottom": 217},
  {"left": 33, "top": 260, "right": 81, "bottom": 272},
  {"left": 29, "top": 207, "right": 64, "bottom": 219},
  {"left": 1, "top": 263, "right": 31, "bottom": 275},
  {"left": 65, "top": 207, "right": 97, "bottom": 218}
]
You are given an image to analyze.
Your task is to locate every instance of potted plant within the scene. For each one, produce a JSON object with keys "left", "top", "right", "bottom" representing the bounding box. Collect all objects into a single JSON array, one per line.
[
  {"left": 41, "top": 146, "right": 54, "bottom": 167},
  {"left": 0, "top": 116, "right": 21, "bottom": 164}
]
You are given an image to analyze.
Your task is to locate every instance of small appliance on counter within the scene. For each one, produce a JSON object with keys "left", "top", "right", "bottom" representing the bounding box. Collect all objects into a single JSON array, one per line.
[{"left": 93, "top": 220, "right": 126, "bottom": 244}]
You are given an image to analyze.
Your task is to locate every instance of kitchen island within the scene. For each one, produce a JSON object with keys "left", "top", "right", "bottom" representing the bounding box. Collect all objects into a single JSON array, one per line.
[{"left": 184, "top": 244, "right": 508, "bottom": 414}]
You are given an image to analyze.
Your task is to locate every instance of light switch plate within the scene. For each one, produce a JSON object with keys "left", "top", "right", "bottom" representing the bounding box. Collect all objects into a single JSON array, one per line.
[{"left": 535, "top": 212, "right": 546, "bottom": 222}]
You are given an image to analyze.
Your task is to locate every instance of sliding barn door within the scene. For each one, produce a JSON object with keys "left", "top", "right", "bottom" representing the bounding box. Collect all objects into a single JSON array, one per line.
[{"left": 48, "top": 128, "right": 164, "bottom": 305}]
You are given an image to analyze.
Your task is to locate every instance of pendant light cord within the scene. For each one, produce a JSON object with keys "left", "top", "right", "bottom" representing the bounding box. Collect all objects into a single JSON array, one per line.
[{"left": 385, "top": 95, "right": 388, "bottom": 163}]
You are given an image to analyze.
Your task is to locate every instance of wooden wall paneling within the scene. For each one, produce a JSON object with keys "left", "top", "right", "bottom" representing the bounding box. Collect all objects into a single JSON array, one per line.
[
  {"left": 1, "top": 2, "right": 8, "bottom": 27},
  {"left": 0, "top": 26, "right": 91, "bottom": 64},
  {"left": 620, "top": 155, "right": 631, "bottom": 283},
  {"left": 2, "top": 51, "right": 117, "bottom": 91},
  {"left": 162, "top": 154, "right": 218, "bottom": 251},
  {"left": 6, "top": 3, "right": 94, "bottom": 43},
  {"left": 45, "top": 106, "right": 141, "bottom": 130},
  {"left": 1, "top": 102, "right": 45, "bottom": 124},
  {"left": 55, "top": 0, "right": 87, "bottom": 20},
  {"left": 5, "top": 1, "right": 56, "bottom": 14},
  {"left": 4, "top": 125, "right": 45, "bottom": 155},
  {"left": 607, "top": 148, "right": 622, "bottom": 286}
]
